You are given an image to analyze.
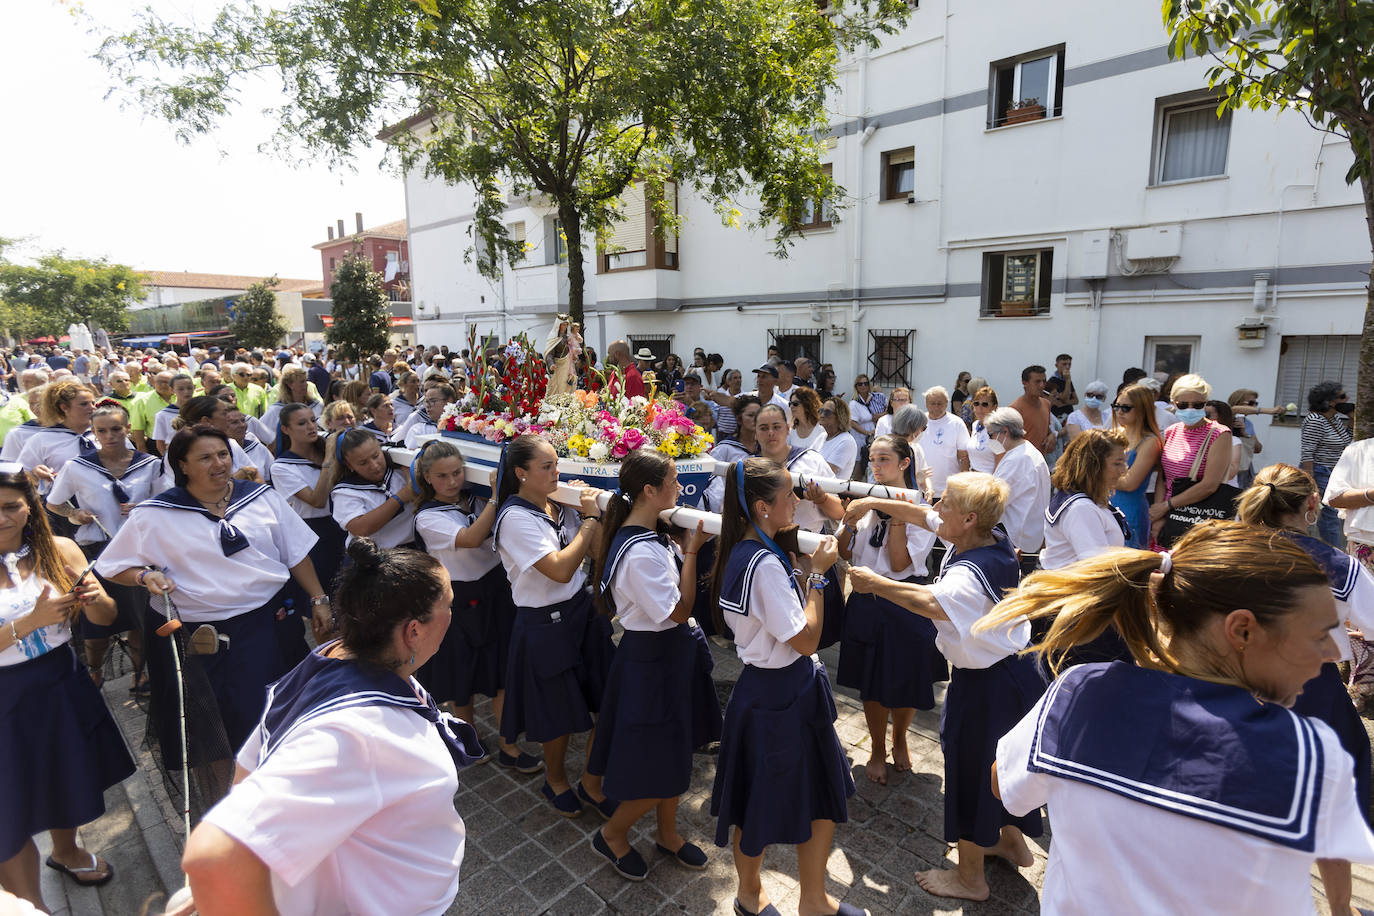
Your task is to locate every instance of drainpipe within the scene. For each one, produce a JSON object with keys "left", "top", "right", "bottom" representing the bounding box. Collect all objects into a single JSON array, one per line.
[{"left": 851, "top": 47, "right": 871, "bottom": 382}]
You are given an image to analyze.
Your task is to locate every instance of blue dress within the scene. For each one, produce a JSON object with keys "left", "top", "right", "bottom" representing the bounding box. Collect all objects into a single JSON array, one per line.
[{"left": 1110, "top": 445, "right": 1150, "bottom": 549}]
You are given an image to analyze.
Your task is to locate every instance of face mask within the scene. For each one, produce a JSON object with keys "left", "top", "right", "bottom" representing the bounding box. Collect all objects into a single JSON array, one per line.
[
  {"left": 1084, "top": 396, "right": 1104, "bottom": 409},
  {"left": 1335, "top": 401, "right": 1355, "bottom": 415},
  {"left": 1175, "top": 407, "right": 1206, "bottom": 426},
  {"left": 988, "top": 437, "right": 1006, "bottom": 456}
]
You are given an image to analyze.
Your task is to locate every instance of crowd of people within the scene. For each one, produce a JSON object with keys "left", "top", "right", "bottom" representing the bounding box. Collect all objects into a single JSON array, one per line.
[{"left": 0, "top": 335, "right": 1370, "bottom": 916}]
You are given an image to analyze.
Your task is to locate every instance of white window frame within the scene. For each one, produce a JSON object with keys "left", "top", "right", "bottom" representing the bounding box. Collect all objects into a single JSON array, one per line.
[
  {"left": 1143, "top": 336, "right": 1200, "bottom": 381},
  {"left": 1012, "top": 55, "right": 1059, "bottom": 112},
  {"left": 1151, "top": 95, "right": 1232, "bottom": 186}
]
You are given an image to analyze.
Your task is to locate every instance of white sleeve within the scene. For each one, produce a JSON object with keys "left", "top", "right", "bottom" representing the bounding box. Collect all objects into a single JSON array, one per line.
[
  {"left": 403, "top": 424, "right": 425, "bottom": 450},
  {"left": 926, "top": 566, "right": 987, "bottom": 642},
  {"left": 901, "top": 517, "right": 936, "bottom": 573},
  {"left": 615, "top": 544, "right": 679, "bottom": 625},
  {"left": 47, "top": 463, "right": 79, "bottom": 509},
  {"left": 1314, "top": 721, "right": 1374, "bottom": 862},
  {"left": 330, "top": 488, "right": 374, "bottom": 532},
  {"left": 1326, "top": 447, "right": 1360, "bottom": 502},
  {"left": 265, "top": 489, "right": 317, "bottom": 568},
  {"left": 271, "top": 462, "right": 314, "bottom": 503},
  {"left": 1341, "top": 564, "right": 1374, "bottom": 636},
  {"left": 416, "top": 510, "right": 461, "bottom": 551},
  {"left": 248, "top": 416, "right": 273, "bottom": 446},
  {"left": 1066, "top": 410, "right": 1087, "bottom": 430},
  {"left": 16, "top": 435, "right": 43, "bottom": 471},
  {"left": 752, "top": 558, "right": 807, "bottom": 646},
  {"left": 497, "top": 510, "right": 559, "bottom": 574},
  {"left": 0, "top": 431, "right": 26, "bottom": 462},
  {"left": 995, "top": 693, "right": 1053, "bottom": 818},
  {"left": 953, "top": 418, "right": 971, "bottom": 449},
  {"left": 94, "top": 511, "right": 152, "bottom": 577},
  {"left": 1059, "top": 501, "right": 1117, "bottom": 562}
]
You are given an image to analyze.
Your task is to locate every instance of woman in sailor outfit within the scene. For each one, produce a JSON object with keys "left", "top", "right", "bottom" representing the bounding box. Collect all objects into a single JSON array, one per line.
[
  {"left": 390, "top": 370, "right": 421, "bottom": 426},
  {"left": 698, "top": 395, "right": 761, "bottom": 639},
  {"left": 493, "top": 434, "right": 617, "bottom": 818},
  {"left": 182, "top": 538, "right": 482, "bottom": 916},
  {"left": 249, "top": 366, "right": 322, "bottom": 448},
  {"left": 151, "top": 374, "right": 195, "bottom": 455},
  {"left": 95, "top": 427, "right": 328, "bottom": 800},
  {"left": 0, "top": 466, "right": 132, "bottom": 912},
  {"left": 271, "top": 404, "right": 346, "bottom": 621},
  {"left": 47, "top": 400, "right": 161, "bottom": 690},
  {"left": 836, "top": 434, "right": 943, "bottom": 786},
  {"left": 1235, "top": 464, "right": 1374, "bottom": 916},
  {"left": 330, "top": 428, "right": 415, "bottom": 549},
  {"left": 398, "top": 384, "right": 455, "bottom": 450},
  {"left": 157, "top": 397, "right": 263, "bottom": 489},
  {"left": 411, "top": 440, "right": 540, "bottom": 773},
  {"left": 708, "top": 457, "right": 858, "bottom": 916},
  {"left": 0, "top": 382, "right": 49, "bottom": 465},
  {"left": 985, "top": 521, "right": 1374, "bottom": 915},
  {"left": 361, "top": 392, "right": 396, "bottom": 442},
  {"left": 224, "top": 406, "right": 273, "bottom": 484},
  {"left": 586, "top": 449, "right": 721, "bottom": 881},
  {"left": 16, "top": 380, "right": 96, "bottom": 539},
  {"left": 847, "top": 472, "right": 1043, "bottom": 904}
]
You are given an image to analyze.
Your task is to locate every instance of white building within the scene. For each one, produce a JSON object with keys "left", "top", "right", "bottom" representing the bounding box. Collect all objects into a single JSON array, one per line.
[{"left": 397, "top": 0, "right": 1368, "bottom": 467}]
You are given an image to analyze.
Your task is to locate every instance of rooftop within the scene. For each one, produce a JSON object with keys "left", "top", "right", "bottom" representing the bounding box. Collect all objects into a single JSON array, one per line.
[
  {"left": 313, "top": 218, "right": 408, "bottom": 249},
  {"left": 139, "top": 271, "right": 322, "bottom": 294}
]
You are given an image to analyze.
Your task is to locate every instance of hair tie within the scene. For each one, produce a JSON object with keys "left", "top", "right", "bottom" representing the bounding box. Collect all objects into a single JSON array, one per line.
[
  {"left": 1158, "top": 550, "right": 1172, "bottom": 575},
  {"left": 1262, "top": 481, "right": 1277, "bottom": 492},
  {"left": 619, "top": 491, "right": 632, "bottom": 505}
]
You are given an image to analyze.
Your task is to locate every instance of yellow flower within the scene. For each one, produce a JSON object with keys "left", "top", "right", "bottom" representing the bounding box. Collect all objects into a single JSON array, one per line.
[{"left": 661, "top": 442, "right": 681, "bottom": 457}]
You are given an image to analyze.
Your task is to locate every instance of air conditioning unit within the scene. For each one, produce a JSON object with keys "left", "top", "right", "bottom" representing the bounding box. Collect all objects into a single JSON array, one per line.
[{"left": 830, "top": 325, "right": 847, "bottom": 342}]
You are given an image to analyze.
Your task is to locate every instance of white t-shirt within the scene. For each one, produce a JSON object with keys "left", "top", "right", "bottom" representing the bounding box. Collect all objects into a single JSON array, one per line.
[
  {"left": 1039, "top": 496, "right": 1125, "bottom": 571},
  {"left": 722, "top": 549, "right": 805, "bottom": 670},
  {"left": 996, "top": 690, "right": 1374, "bottom": 916},
  {"left": 0, "top": 568, "right": 71, "bottom": 667},
  {"left": 1154, "top": 401, "right": 1179, "bottom": 432},
  {"left": 850, "top": 508, "right": 935, "bottom": 579},
  {"left": 607, "top": 534, "right": 679, "bottom": 633},
  {"left": 403, "top": 419, "right": 440, "bottom": 450},
  {"left": 786, "top": 448, "right": 835, "bottom": 533},
  {"left": 1066, "top": 408, "right": 1111, "bottom": 434},
  {"left": 152, "top": 405, "right": 180, "bottom": 446},
  {"left": 0, "top": 423, "right": 42, "bottom": 463},
  {"left": 95, "top": 486, "right": 317, "bottom": 623},
  {"left": 239, "top": 435, "right": 274, "bottom": 484},
  {"left": 968, "top": 421, "right": 996, "bottom": 473},
  {"left": 819, "top": 432, "right": 858, "bottom": 480},
  {"left": 922, "top": 413, "right": 971, "bottom": 495},
  {"left": 927, "top": 562, "right": 1029, "bottom": 669},
  {"left": 331, "top": 471, "right": 415, "bottom": 549},
  {"left": 206, "top": 704, "right": 463, "bottom": 916},
  {"left": 415, "top": 502, "right": 501, "bottom": 582},
  {"left": 270, "top": 456, "right": 331, "bottom": 520},
  {"left": 993, "top": 442, "right": 1051, "bottom": 553},
  {"left": 1326, "top": 439, "right": 1374, "bottom": 543},
  {"left": 749, "top": 389, "right": 791, "bottom": 425},
  {"left": 849, "top": 397, "right": 881, "bottom": 448},
  {"left": 788, "top": 425, "right": 827, "bottom": 453},
  {"left": 47, "top": 453, "right": 163, "bottom": 545},
  {"left": 494, "top": 502, "right": 585, "bottom": 607}
]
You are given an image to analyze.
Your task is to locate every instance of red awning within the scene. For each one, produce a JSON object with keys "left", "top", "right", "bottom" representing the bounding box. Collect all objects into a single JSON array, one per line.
[{"left": 319, "top": 315, "right": 413, "bottom": 328}]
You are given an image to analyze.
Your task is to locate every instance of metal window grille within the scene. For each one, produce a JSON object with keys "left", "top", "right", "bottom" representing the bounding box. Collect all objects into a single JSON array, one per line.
[
  {"left": 628, "top": 334, "right": 674, "bottom": 365},
  {"left": 868, "top": 329, "right": 913, "bottom": 388},
  {"left": 768, "top": 329, "right": 823, "bottom": 364}
]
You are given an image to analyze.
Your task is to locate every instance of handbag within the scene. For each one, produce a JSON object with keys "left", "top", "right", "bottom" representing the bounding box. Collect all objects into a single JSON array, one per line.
[{"left": 1157, "top": 426, "right": 1241, "bottom": 548}]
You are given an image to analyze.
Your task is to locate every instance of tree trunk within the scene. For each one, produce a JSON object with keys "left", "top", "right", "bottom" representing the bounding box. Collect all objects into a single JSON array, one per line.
[
  {"left": 1359, "top": 169, "right": 1374, "bottom": 441},
  {"left": 559, "top": 200, "right": 586, "bottom": 328}
]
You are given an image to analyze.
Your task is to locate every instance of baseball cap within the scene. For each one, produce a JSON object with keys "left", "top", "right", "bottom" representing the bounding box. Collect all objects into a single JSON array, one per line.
[{"left": 754, "top": 364, "right": 779, "bottom": 378}]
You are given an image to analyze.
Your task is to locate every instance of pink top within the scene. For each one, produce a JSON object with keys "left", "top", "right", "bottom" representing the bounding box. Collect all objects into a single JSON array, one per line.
[{"left": 1160, "top": 420, "right": 1228, "bottom": 500}]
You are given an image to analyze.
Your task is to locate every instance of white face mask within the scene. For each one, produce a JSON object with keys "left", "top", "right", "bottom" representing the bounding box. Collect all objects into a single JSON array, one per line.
[{"left": 988, "top": 436, "right": 1006, "bottom": 456}]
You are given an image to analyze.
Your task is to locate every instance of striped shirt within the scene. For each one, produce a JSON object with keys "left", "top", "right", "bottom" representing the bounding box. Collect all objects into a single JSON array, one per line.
[
  {"left": 1160, "top": 420, "right": 1229, "bottom": 500},
  {"left": 1301, "top": 412, "right": 1352, "bottom": 468}
]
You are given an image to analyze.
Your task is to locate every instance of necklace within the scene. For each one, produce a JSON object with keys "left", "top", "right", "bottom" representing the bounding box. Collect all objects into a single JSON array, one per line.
[{"left": 194, "top": 482, "right": 233, "bottom": 511}]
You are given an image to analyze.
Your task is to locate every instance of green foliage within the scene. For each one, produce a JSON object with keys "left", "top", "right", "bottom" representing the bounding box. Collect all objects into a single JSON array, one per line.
[
  {"left": 326, "top": 256, "right": 391, "bottom": 364},
  {"left": 96, "top": 0, "right": 910, "bottom": 324},
  {"left": 230, "top": 277, "right": 289, "bottom": 349},
  {"left": 0, "top": 241, "right": 144, "bottom": 336}
]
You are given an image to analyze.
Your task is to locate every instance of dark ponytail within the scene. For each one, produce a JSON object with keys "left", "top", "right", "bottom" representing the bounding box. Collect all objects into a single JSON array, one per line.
[
  {"left": 334, "top": 537, "right": 447, "bottom": 670},
  {"left": 708, "top": 457, "right": 791, "bottom": 633},
  {"left": 593, "top": 449, "right": 675, "bottom": 613},
  {"left": 495, "top": 433, "right": 545, "bottom": 509}
]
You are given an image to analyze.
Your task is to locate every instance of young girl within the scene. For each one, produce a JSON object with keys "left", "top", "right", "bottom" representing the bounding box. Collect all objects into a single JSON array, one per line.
[
  {"left": 836, "top": 435, "right": 943, "bottom": 786},
  {"left": 586, "top": 449, "right": 720, "bottom": 880},
  {"left": 412, "top": 440, "right": 540, "bottom": 774},
  {"left": 985, "top": 523, "right": 1374, "bottom": 914},
  {"left": 710, "top": 457, "right": 859, "bottom": 916},
  {"left": 1108, "top": 383, "right": 1162, "bottom": 549},
  {"left": 330, "top": 429, "right": 415, "bottom": 549},
  {"left": 493, "top": 435, "right": 616, "bottom": 818},
  {"left": 848, "top": 472, "right": 1043, "bottom": 903},
  {"left": 47, "top": 400, "right": 161, "bottom": 691}
]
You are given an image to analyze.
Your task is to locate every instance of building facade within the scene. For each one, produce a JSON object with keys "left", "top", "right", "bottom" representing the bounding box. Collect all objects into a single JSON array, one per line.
[
  {"left": 314, "top": 215, "right": 412, "bottom": 302},
  {"left": 398, "top": 0, "right": 1369, "bottom": 467}
]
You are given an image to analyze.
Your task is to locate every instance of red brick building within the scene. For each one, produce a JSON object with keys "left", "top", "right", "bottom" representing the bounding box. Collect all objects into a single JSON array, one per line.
[{"left": 313, "top": 214, "right": 410, "bottom": 300}]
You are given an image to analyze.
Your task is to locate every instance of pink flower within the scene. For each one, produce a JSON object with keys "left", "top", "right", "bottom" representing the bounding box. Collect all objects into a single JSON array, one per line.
[
  {"left": 622, "top": 428, "right": 647, "bottom": 450},
  {"left": 650, "top": 412, "right": 670, "bottom": 431},
  {"left": 671, "top": 416, "right": 696, "bottom": 434},
  {"left": 610, "top": 439, "right": 631, "bottom": 459}
]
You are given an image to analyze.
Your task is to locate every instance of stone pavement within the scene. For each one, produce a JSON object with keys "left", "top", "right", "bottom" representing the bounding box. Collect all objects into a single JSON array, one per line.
[{"left": 40, "top": 636, "right": 1374, "bottom": 915}]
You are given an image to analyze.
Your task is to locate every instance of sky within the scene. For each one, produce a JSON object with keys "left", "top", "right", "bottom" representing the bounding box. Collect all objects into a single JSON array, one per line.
[{"left": 1, "top": 0, "right": 405, "bottom": 283}]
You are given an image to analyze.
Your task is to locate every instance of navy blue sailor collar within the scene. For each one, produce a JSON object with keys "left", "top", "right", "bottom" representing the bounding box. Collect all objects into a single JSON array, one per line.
[
  {"left": 274, "top": 448, "right": 322, "bottom": 470},
  {"left": 335, "top": 467, "right": 399, "bottom": 494},
  {"left": 719, "top": 538, "right": 803, "bottom": 617},
  {"left": 494, "top": 494, "right": 573, "bottom": 552},
  {"left": 139, "top": 479, "right": 273, "bottom": 556},
  {"left": 70, "top": 449, "right": 160, "bottom": 504},
  {"left": 1045, "top": 489, "right": 1131, "bottom": 543},
  {"left": 1283, "top": 530, "right": 1359, "bottom": 600},
  {"left": 36, "top": 423, "right": 97, "bottom": 450},
  {"left": 937, "top": 529, "right": 1020, "bottom": 602},
  {"left": 598, "top": 524, "right": 672, "bottom": 614}
]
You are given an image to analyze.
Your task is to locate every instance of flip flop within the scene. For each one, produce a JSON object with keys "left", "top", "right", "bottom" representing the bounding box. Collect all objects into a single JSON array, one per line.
[
  {"left": 45, "top": 852, "right": 114, "bottom": 887},
  {"left": 733, "top": 900, "right": 782, "bottom": 916}
]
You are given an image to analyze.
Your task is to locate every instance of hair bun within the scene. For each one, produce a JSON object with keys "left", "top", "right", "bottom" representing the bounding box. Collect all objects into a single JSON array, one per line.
[{"left": 347, "top": 537, "right": 383, "bottom": 570}]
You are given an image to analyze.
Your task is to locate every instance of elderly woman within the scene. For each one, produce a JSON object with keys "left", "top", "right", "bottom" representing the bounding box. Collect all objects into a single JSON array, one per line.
[
  {"left": 1302, "top": 380, "right": 1354, "bottom": 547},
  {"left": 818, "top": 397, "right": 858, "bottom": 479},
  {"left": 966, "top": 387, "right": 999, "bottom": 473},
  {"left": 179, "top": 539, "right": 481, "bottom": 916},
  {"left": 1065, "top": 380, "right": 1111, "bottom": 441},
  {"left": 985, "top": 407, "right": 1050, "bottom": 577},
  {"left": 889, "top": 405, "right": 932, "bottom": 498},
  {"left": 1149, "top": 373, "right": 1233, "bottom": 547}
]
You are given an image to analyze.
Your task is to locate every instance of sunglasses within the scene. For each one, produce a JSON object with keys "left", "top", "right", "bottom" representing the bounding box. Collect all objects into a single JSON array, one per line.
[
  {"left": 1242, "top": 400, "right": 1258, "bottom": 406},
  {"left": 971, "top": 400, "right": 992, "bottom": 407},
  {"left": 789, "top": 399, "right": 801, "bottom": 406},
  {"left": 855, "top": 381, "right": 870, "bottom": 386},
  {"left": 818, "top": 408, "right": 836, "bottom": 416},
  {"left": 1111, "top": 403, "right": 1134, "bottom": 412},
  {"left": 1174, "top": 400, "right": 1206, "bottom": 410}
]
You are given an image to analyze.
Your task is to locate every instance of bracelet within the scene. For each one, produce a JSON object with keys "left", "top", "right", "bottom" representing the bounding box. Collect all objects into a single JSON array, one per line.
[
  {"left": 806, "top": 573, "right": 829, "bottom": 592},
  {"left": 136, "top": 566, "right": 158, "bottom": 586},
  {"left": 1366, "top": 488, "right": 1374, "bottom": 506},
  {"left": 9, "top": 620, "right": 20, "bottom": 645},
  {"left": 683, "top": 551, "right": 698, "bottom": 557},
  {"left": 309, "top": 595, "right": 330, "bottom": 607},
  {"left": 390, "top": 494, "right": 405, "bottom": 508}
]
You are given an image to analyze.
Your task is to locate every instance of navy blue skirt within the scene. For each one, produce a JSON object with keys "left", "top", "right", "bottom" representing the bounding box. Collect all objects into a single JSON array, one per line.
[
  {"left": 836, "top": 590, "right": 947, "bottom": 710},
  {"left": 143, "top": 591, "right": 287, "bottom": 766},
  {"left": 417, "top": 565, "right": 515, "bottom": 705},
  {"left": 0, "top": 644, "right": 135, "bottom": 860},
  {"left": 1294, "top": 661, "right": 1372, "bottom": 819},
  {"left": 940, "top": 656, "right": 1045, "bottom": 847},
  {"left": 500, "top": 588, "right": 616, "bottom": 744},
  {"left": 586, "top": 624, "right": 724, "bottom": 801},
  {"left": 77, "top": 540, "right": 142, "bottom": 639},
  {"left": 711, "top": 655, "right": 854, "bottom": 856},
  {"left": 814, "top": 575, "right": 845, "bottom": 652}
]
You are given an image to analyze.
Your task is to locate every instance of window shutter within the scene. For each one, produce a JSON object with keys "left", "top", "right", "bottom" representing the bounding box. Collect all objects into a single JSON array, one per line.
[
  {"left": 887, "top": 148, "right": 915, "bottom": 166},
  {"left": 609, "top": 182, "right": 647, "bottom": 252},
  {"left": 1275, "top": 336, "right": 1360, "bottom": 408},
  {"left": 662, "top": 181, "right": 678, "bottom": 254}
]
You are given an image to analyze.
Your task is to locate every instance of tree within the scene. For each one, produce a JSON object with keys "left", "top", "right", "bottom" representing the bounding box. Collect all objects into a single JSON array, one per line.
[
  {"left": 0, "top": 240, "right": 144, "bottom": 336},
  {"left": 96, "top": 0, "right": 908, "bottom": 326},
  {"left": 230, "top": 277, "right": 289, "bottom": 349},
  {"left": 1165, "top": 0, "right": 1374, "bottom": 437},
  {"left": 327, "top": 256, "right": 391, "bottom": 364}
]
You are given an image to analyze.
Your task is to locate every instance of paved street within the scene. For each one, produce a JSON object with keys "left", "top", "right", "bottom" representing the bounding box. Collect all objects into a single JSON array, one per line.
[{"left": 35, "top": 636, "right": 1374, "bottom": 915}]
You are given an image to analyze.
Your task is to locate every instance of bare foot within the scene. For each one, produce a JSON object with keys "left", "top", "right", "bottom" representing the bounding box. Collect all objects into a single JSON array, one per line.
[
  {"left": 915, "top": 866, "right": 989, "bottom": 902},
  {"left": 891, "top": 739, "right": 912, "bottom": 772},
  {"left": 865, "top": 754, "right": 888, "bottom": 785},
  {"left": 988, "top": 834, "right": 1035, "bottom": 868}
]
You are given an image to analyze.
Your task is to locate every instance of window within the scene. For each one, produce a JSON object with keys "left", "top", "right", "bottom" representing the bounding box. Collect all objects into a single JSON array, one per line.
[
  {"left": 548, "top": 218, "right": 568, "bottom": 266},
  {"left": 1275, "top": 335, "right": 1359, "bottom": 421},
  {"left": 981, "top": 249, "right": 1053, "bottom": 316},
  {"left": 797, "top": 164, "right": 834, "bottom": 230},
  {"left": 768, "top": 329, "right": 823, "bottom": 364},
  {"left": 868, "top": 329, "right": 913, "bottom": 389},
  {"left": 628, "top": 334, "right": 673, "bottom": 367},
  {"left": 1144, "top": 336, "right": 1198, "bottom": 383},
  {"left": 599, "top": 180, "right": 679, "bottom": 272},
  {"left": 881, "top": 148, "right": 914, "bottom": 201},
  {"left": 989, "top": 46, "right": 1065, "bottom": 128},
  {"left": 1152, "top": 95, "right": 1231, "bottom": 184},
  {"left": 508, "top": 221, "right": 526, "bottom": 264}
]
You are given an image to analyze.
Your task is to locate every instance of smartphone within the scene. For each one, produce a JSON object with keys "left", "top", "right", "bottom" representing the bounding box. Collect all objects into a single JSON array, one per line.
[{"left": 673, "top": 379, "right": 685, "bottom": 394}]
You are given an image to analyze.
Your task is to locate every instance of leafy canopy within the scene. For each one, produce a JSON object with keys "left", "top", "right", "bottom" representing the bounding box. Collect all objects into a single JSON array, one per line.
[
  {"left": 230, "top": 277, "right": 289, "bottom": 349},
  {"left": 0, "top": 239, "right": 144, "bottom": 337},
  {"left": 326, "top": 255, "right": 391, "bottom": 363}
]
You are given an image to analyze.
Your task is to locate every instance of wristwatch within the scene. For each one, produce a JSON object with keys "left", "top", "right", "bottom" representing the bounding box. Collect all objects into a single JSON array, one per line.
[{"left": 806, "top": 573, "right": 829, "bottom": 591}]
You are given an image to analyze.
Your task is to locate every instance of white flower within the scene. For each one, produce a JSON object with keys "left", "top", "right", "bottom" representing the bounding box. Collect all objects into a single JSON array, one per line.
[
  {"left": 539, "top": 407, "right": 562, "bottom": 424},
  {"left": 588, "top": 441, "right": 610, "bottom": 461}
]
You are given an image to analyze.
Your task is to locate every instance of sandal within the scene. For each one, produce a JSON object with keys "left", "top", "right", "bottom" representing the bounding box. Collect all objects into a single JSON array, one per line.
[{"left": 45, "top": 852, "right": 114, "bottom": 887}]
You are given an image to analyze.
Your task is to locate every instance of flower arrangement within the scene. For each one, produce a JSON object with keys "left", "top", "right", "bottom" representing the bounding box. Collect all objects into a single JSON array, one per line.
[{"left": 464, "top": 327, "right": 548, "bottom": 418}]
